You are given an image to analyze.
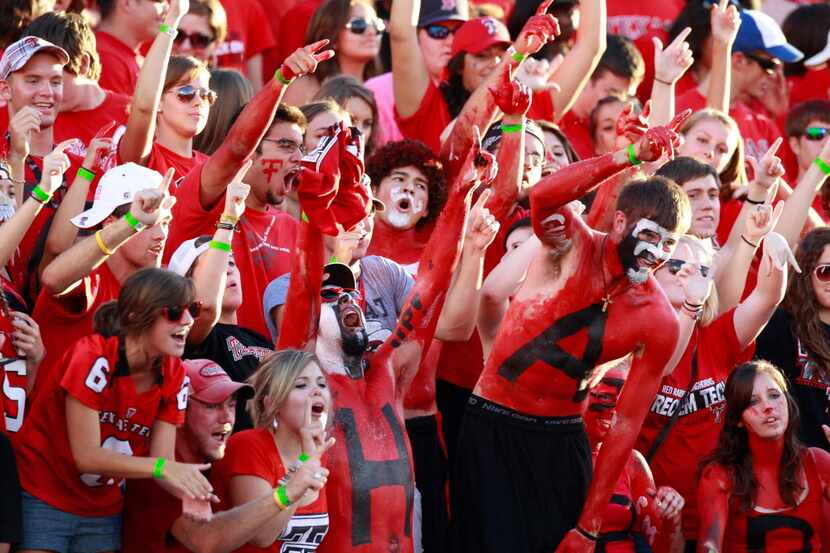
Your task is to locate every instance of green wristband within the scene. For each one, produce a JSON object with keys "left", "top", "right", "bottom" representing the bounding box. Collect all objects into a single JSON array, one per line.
[
  {"left": 511, "top": 51, "right": 526, "bottom": 62},
  {"left": 815, "top": 156, "right": 830, "bottom": 176},
  {"left": 77, "top": 167, "right": 96, "bottom": 183},
  {"left": 31, "top": 184, "right": 51, "bottom": 203},
  {"left": 159, "top": 23, "right": 177, "bottom": 38},
  {"left": 209, "top": 240, "right": 231, "bottom": 252},
  {"left": 153, "top": 457, "right": 166, "bottom": 479},
  {"left": 275, "top": 68, "right": 293, "bottom": 85},
  {"left": 277, "top": 484, "right": 292, "bottom": 506},
  {"left": 627, "top": 144, "right": 641, "bottom": 166},
  {"left": 124, "top": 211, "right": 145, "bottom": 232},
  {"left": 298, "top": 453, "right": 310, "bottom": 463},
  {"left": 501, "top": 123, "right": 524, "bottom": 134},
  {"left": 329, "top": 255, "right": 338, "bottom": 263}
]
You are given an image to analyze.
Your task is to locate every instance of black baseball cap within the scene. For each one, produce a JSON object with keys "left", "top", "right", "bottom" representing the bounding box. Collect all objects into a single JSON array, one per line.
[
  {"left": 418, "top": 0, "right": 468, "bottom": 28},
  {"left": 322, "top": 263, "right": 357, "bottom": 290}
]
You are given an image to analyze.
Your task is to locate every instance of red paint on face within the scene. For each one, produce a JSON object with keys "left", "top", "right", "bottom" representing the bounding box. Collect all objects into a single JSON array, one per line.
[{"left": 262, "top": 158, "right": 284, "bottom": 184}]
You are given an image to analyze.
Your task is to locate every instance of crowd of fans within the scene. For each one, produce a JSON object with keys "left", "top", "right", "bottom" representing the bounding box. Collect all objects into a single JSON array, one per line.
[{"left": 2, "top": 0, "right": 830, "bottom": 551}]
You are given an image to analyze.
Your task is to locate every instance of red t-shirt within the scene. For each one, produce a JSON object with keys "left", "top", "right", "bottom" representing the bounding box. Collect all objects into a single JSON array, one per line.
[
  {"left": 788, "top": 68, "right": 830, "bottom": 107},
  {"left": 167, "top": 165, "right": 298, "bottom": 337},
  {"left": 269, "top": 0, "right": 323, "bottom": 78},
  {"left": 676, "top": 89, "right": 782, "bottom": 161},
  {"left": 109, "top": 140, "right": 209, "bottom": 187},
  {"left": 214, "top": 0, "right": 276, "bottom": 77},
  {"left": 96, "top": 30, "right": 143, "bottom": 96},
  {"left": 211, "top": 427, "right": 329, "bottom": 552},
  {"left": 558, "top": 109, "right": 594, "bottom": 160},
  {"left": 1, "top": 313, "right": 27, "bottom": 438},
  {"left": 365, "top": 220, "right": 433, "bottom": 276},
  {"left": 54, "top": 90, "right": 131, "bottom": 158},
  {"left": 16, "top": 334, "right": 187, "bottom": 517},
  {"left": 123, "top": 475, "right": 186, "bottom": 553},
  {"left": 395, "top": 82, "right": 452, "bottom": 154},
  {"left": 635, "top": 309, "right": 754, "bottom": 540},
  {"left": 31, "top": 263, "right": 122, "bottom": 398}
]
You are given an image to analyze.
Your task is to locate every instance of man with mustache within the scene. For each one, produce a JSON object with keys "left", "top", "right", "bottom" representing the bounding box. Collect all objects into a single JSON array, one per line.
[{"left": 450, "top": 113, "right": 694, "bottom": 553}]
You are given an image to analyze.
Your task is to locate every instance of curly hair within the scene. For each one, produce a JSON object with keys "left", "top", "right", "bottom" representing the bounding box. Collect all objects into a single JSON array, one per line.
[
  {"left": 366, "top": 139, "right": 447, "bottom": 226},
  {"left": 700, "top": 360, "right": 805, "bottom": 512},
  {"left": 783, "top": 228, "right": 830, "bottom": 381}
]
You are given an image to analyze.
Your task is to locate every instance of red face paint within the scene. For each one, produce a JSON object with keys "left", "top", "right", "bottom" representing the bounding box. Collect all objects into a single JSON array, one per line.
[{"left": 262, "top": 158, "right": 284, "bottom": 184}]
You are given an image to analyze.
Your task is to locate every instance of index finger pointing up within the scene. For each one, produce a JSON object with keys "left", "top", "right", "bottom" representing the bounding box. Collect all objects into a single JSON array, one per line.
[
  {"left": 763, "top": 137, "right": 782, "bottom": 159},
  {"left": 53, "top": 138, "right": 79, "bottom": 154},
  {"left": 306, "top": 39, "right": 330, "bottom": 54},
  {"left": 536, "top": 0, "right": 554, "bottom": 14},
  {"left": 160, "top": 167, "right": 175, "bottom": 195}
]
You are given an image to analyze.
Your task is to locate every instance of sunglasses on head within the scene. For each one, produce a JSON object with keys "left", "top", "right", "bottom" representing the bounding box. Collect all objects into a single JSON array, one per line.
[
  {"left": 162, "top": 301, "right": 203, "bottom": 323},
  {"left": 804, "top": 127, "right": 830, "bottom": 141},
  {"left": 743, "top": 52, "right": 781, "bottom": 75},
  {"left": 320, "top": 287, "right": 361, "bottom": 303},
  {"left": 815, "top": 264, "right": 830, "bottom": 283},
  {"left": 423, "top": 24, "right": 457, "bottom": 40},
  {"left": 172, "top": 84, "right": 217, "bottom": 105},
  {"left": 665, "top": 258, "right": 710, "bottom": 278},
  {"left": 173, "top": 31, "right": 214, "bottom": 49},
  {"left": 345, "top": 17, "right": 386, "bottom": 35}
]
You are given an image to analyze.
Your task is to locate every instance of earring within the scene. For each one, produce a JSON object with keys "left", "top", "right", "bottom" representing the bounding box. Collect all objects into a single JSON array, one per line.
[{"left": 272, "top": 416, "right": 279, "bottom": 429}]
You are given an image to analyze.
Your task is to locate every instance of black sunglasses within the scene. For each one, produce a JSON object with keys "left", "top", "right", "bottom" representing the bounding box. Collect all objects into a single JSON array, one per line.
[
  {"left": 320, "top": 287, "right": 361, "bottom": 303},
  {"left": 172, "top": 84, "right": 217, "bottom": 105},
  {"left": 423, "top": 24, "right": 457, "bottom": 40},
  {"left": 345, "top": 17, "right": 386, "bottom": 35},
  {"left": 804, "top": 127, "right": 830, "bottom": 141},
  {"left": 743, "top": 52, "right": 781, "bottom": 75},
  {"left": 665, "top": 258, "right": 710, "bottom": 278},
  {"left": 162, "top": 301, "right": 203, "bottom": 323},
  {"left": 174, "top": 31, "right": 214, "bottom": 49}
]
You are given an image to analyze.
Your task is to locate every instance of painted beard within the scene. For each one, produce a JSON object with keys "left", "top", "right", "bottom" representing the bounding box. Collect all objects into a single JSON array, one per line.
[
  {"left": 333, "top": 301, "right": 369, "bottom": 379},
  {"left": 618, "top": 219, "right": 674, "bottom": 284},
  {"left": 384, "top": 186, "right": 426, "bottom": 230}
]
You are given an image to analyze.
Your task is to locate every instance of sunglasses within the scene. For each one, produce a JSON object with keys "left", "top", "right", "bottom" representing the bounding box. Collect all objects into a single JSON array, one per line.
[
  {"left": 423, "top": 24, "right": 457, "bottom": 40},
  {"left": 345, "top": 17, "right": 386, "bottom": 35},
  {"left": 174, "top": 31, "right": 214, "bottom": 49},
  {"left": 804, "top": 127, "right": 830, "bottom": 141},
  {"left": 665, "top": 258, "right": 710, "bottom": 278},
  {"left": 743, "top": 52, "right": 781, "bottom": 75},
  {"left": 815, "top": 264, "right": 830, "bottom": 282},
  {"left": 162, "top": 301, "right": 203, "bottom": 323},
  {"left": 172, "top": 85, "right": 217, "bottom": 105},
  {"left": 320, "top": 287, "right": 361, "bottom": 303}
]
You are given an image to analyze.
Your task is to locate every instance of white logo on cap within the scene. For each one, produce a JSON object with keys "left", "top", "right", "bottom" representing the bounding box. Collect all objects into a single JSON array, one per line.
[
  {"left": 200, "top": 365, "right": 225, "bottom": 378},
  {"left": 483, "top": 18, "right": 498, "bottom": 36},
  {"left": 441, "top": 0, "right": 456, "bottom": 9}
]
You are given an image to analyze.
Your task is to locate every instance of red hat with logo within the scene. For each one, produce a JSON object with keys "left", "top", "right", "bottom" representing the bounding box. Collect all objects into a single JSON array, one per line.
[
  {"left": 450, "top": 16, "right": 511, "bottom": 58},
  {"left": 184, "top": 359, "right": 254, "bottom": 404}
]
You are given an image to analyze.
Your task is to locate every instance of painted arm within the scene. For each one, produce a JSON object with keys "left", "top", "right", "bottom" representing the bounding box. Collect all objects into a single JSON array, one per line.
[
  {"left": 40, "top": 170, "right": 175, "bottom": 296},
  {"left": 648, "top": 29, "right": 693, "bottom": 126},
  {"left": 187, "top": 167, "right": 251, "bottom": 346},
  {"left": 697, "top": 463, "right": 731, "bottom": 552},
  {"left": 197, "top": 41, "right": 334, "bottom": 210},
  {"left": 705, "top": 0, "right": 741, "bottom": 113},
  {"left": 628, "top": 451, "right": 684, "bottom": 553},
  {"left": 390, "top": 0, "right": 431, "bottom": 120},
  {"left": 118, "top": 0, "right": 186, "bottom": 165},
  {"left": 441, "top": 4, "right": 560, "bottom": 181},
  {"left": 586, "top": 166, "right": 641, "bottom": 232}
]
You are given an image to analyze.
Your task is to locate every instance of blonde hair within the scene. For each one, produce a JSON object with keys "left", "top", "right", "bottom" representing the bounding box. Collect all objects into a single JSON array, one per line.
[
  {"left": 680, "top": 109, "right": 747, "bottom": 196},
  {"left": 247, "top": 349, "right": 321, "bottom": 428},
  {"left": 676, "top": 234, "right": 719, "bottom": 326}
]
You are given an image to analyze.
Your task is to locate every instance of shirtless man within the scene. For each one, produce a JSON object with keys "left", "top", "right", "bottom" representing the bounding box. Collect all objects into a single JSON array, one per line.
[{"left": 450, "top": 114, "right": 693, "bottom": 553}]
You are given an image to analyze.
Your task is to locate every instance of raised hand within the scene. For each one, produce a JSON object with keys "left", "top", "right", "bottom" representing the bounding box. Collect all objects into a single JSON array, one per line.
[
  {"left": 677, "top": 259, "right": 713, "bottom": 306},
  {"left": 710, "top": 0, "right": 741, "bottom": 45},
  {"left": 129, "top": 167, "right": 177, "bottom": 227},
  {"left": 10, "top": 311, "right": 45, "bottom": 365},
  {"left": 744, "top": 200, "right": 784, "bottom": 244},
  {"left": 285, "top": 396, "right": 336, "bottom": 503},
  {"left": 223, "top": 159, "right": 252, "bottom": 221},
  {"left": 616, "top": 101, "right": 651, "bottom": 144},
  {"left": 746, "top": 137, "right": 784, "bottom": 195},
  {"left": 464, "top": 189, "right": 500, "bottom": 252},
  {"left": 459, "top": 127, "right": 498, "bottom": 193},
  {"left": 490, "top": 66, "right": 532, "bottom": 117},
  {"left": 9, "top": 106, "right": 42, "bottom": 161},
  {"left": 281, "top": 40, "right": 336, "bottom": 81},
  {"left": 634, "top": 110, "right": 691, "bottom": 162},
  {"left": 514, "top": 54, "right": 563, "bottom": 92},
  {"left": 763, "top": 231, "right": 800, "bottom": 275},
  {"left": 82, "top": 122, "right": 117, "bottom": 172},
  {"left": 166, "top": 0, "right": 190, "bottom": 26},
  {"left": 513, "top": 0, "right": 561, "bottom": 57},
  {"left": 653, "top": 27, "right": 694, "bottom": 85},
  {"left": 40, "top": 139, "right": 78, "bottom": 195}
]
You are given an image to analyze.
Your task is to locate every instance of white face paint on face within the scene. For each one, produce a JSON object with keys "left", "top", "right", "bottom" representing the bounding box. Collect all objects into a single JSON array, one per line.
[
  {"left": 376, "top": 166, "right": 430, "bottom": 230},
  {"left": 625, "top": 218, "right": 678, "bottom": 284}
]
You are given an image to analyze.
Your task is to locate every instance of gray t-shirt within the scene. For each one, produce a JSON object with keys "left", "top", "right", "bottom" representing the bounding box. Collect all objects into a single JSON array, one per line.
[{"left": 262, "top": 255, "right": 415, "bottom": 346}]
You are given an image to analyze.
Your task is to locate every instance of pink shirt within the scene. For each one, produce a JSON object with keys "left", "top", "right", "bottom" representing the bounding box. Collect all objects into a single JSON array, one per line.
[{"left": 364, "top": 72, "right": 402, "bottom": 147}]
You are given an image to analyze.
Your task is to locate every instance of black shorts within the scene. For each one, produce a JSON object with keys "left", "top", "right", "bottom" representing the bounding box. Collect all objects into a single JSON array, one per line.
[
  {"left": 406, "top": 414, "right": 449, "bottom": 553},
  {"left": 436, "top": 379, "right": 471, "bottom": 465},
  {"left": 0, "top": 432, "right": 22, "bottom": 544},
  {"left": 449, "top": 396, "right": 591, "bottom": 553}
]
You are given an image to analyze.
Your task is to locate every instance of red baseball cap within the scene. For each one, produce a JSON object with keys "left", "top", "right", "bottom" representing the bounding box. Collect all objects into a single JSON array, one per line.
[
  {"left": 450, "top": 16, "right": 511, "bottom": 58},
  {"left": 184, "top": 359, "right": 254, "bottom": 404}
]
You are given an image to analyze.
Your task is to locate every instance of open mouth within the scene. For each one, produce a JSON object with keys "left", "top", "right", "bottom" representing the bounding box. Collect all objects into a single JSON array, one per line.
[
  {"left": 395, "top": 197, "right": 412, "bottom": 212},
  {"left": 170, "top": 328, "right": 188, "bottom": 346},
  {"left": 341, "top": 305, "right": 362, "bottom": 328},
  {"left": 637, "top": 251, "right": 657, "bottom": 269},
  {"left": 284, "top": 167, "right": 302, "bottom": 192},
  {"left": 148, "top": 245, "right": 163, "bottom": 256},
  {"left": 310, "top": 401, "right": 326, "bottom": 416},
  {"left": 211, "top": 424, "right": 232, "bottom": 443}
]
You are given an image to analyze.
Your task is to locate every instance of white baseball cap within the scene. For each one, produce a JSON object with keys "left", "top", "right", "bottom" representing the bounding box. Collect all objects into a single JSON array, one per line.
[
  {"left": 167, "top": 236, "right": 212, "bottom": 276},
  {"left": 732, "top": 9, "right": 803, "bottom": 64},
  {"left": 0, "top": 36, "right": 69, "bottom": 81},
  {"left": 806, "top": 29, "right": 830, "bottom": 67},
  {"left": 71, "top": 163, "right": 163, "bottom": 229}
]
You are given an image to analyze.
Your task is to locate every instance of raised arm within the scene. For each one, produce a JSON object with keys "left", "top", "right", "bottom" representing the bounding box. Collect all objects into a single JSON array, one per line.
[
  {"left": 663, "top": 262, "right": 713, "bottom": 377},
  {"left": 705, "top": 0, "right": 741, "bottom": 113},
  {"left": 187, "top": 164, "right": 251, "bottom": 345},
  {"left": 118, "top": 0, "right": 188, "bottom": 165},
  {"left": 197, "top": 41, "right": 335, "bottom": 210},
  {"left": 649, "top": 28, "right": 693, "bottom": 127},
  {"left": 697, "top": 463, "right": 731, "bottom": 553},
  {"left": 390, "top": 0, "right": 431, "bottom": 120},
  {"left": 774, "top": 137, "right": 830, "bottom": 247},
  {"left": 6, "top": 106, "right": 41, "bottom": 206}
]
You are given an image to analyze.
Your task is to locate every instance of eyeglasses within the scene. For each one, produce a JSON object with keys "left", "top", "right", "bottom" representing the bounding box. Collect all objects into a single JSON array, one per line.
[
  {"left": 320, "top": 287, "right": 361, "bottom": 303},
  {"left": 162, "top": 301, "right": 203, "bottom": 323},
  {"left": 804, "top": 127, "right": 830, "bottom": 141},
  {"left": 261, "top": 137, "right": 306, "bottom": 155},
  {"left": 665, "top": 258, "right": 710, "bottom": 278},
  {"left": 423, "top": 24, "right": 457, "bottom": 40},
  {"left": 743, "top": 52, "right": 781, "bottom": 75},
  {"left": 345, "top": 17, "right": 386, "bottom": 35},
  {"left": 171, "top": 85, "right": 217, "bottom": 105},
  {"left": 174, "top": 31, "right": 214, "bottom": 49},
  {"left": 814, "top": 264, "right": 830, "bottom": 282}
]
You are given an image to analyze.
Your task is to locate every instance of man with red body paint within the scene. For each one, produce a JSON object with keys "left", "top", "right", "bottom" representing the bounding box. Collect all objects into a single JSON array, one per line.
[
  {"left": 278, "top": 121, "right": 495, "bottom": 553},
  {"left": 450, "top": 113, "right": 694, "bottom": 553}
]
